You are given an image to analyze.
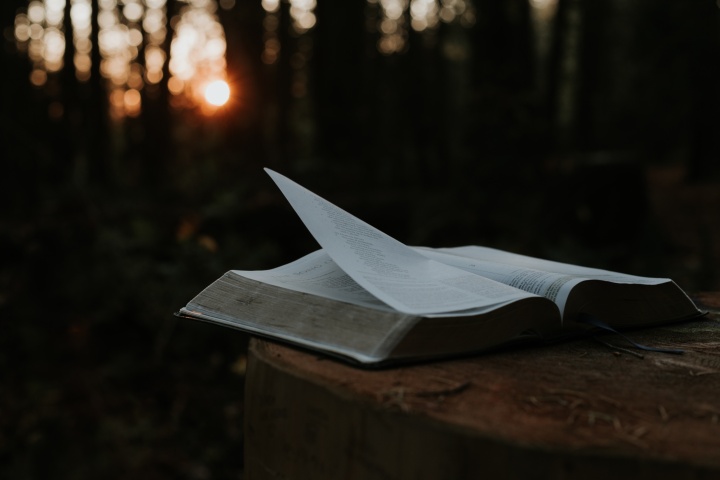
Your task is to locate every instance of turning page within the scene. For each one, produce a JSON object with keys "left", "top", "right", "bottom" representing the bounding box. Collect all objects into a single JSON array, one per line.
[{"left": 263, "top": 169, "right": 533, "bottom": 315}]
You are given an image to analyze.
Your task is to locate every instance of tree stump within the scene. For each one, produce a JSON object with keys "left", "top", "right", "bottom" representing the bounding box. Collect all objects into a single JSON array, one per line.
[{"left": 245, "top": 293, "right": 720, "bottom": 480}]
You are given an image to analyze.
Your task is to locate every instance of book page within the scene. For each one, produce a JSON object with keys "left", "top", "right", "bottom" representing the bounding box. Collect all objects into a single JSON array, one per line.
[
  {"left": 235, "top": 249, "right": 519, "bottom": 318},
  {"left": 264, "top": 169, "right": 533, "bottom": 315},
  {"left": 418, "top": 246, "right": 670, "bottom": 316},
  {"left": 234, "top": 249, "right": 394, "bottom": 311}
]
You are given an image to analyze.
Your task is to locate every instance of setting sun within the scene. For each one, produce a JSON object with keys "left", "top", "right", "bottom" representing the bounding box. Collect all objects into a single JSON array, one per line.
[{"left": 204, "top": 80, "right": 230, "bottom": 107}]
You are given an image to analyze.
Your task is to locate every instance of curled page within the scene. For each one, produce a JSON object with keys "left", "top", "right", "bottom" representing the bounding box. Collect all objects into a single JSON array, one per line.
[
  {"left": 417, "top": 246, "right": 671, "bottom": 317},
  {"left": 264, "top": 169, "right": 533, "bottom": 315},
  {"left": 234, "top": 249, "right": 395, "bottom": 311}
]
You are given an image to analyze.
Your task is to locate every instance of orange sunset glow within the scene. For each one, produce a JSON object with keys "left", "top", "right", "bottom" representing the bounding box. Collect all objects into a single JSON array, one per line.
[
  {"left": 204, "top": 80, "right": 231, "bottom": 107},
  {"left": 14, "top": 0, "right": 230, "bottom": 119}
]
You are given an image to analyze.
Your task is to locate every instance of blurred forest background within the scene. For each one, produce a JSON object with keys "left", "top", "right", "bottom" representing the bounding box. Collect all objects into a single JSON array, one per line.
[{"left": 1, "top": 0, "right": 719, "bottom": 478}]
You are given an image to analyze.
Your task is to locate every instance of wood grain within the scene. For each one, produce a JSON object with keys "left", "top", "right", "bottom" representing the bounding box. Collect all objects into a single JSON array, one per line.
[{"left": 245, "top": 293, "right": 720, "bottom": 479}]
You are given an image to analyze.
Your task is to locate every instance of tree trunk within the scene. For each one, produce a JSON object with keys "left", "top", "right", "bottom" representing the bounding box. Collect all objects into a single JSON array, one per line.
[{"left": 245, "top": 293, "right": 720, "bottom": 480}]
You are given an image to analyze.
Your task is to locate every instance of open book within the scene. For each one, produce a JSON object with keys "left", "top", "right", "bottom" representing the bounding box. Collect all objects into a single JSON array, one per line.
[{"left": 178, "top": 169, "right": 702, "bottom": 366}]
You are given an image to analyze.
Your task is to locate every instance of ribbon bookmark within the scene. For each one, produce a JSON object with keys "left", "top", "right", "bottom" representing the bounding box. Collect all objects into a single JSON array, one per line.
[{"left": 576, "top": 315, "right": 684, "bottom": 355}]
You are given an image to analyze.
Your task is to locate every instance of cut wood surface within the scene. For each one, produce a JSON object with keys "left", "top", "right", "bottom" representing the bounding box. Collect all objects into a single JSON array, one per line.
[{"left": 245, "top": 293, "right": 720, "bottom": 480}]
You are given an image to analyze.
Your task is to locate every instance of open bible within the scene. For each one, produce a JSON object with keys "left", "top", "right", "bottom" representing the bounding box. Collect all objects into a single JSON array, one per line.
[{"left": 178, "top": 169, "right": 702, "bottom": 366}]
